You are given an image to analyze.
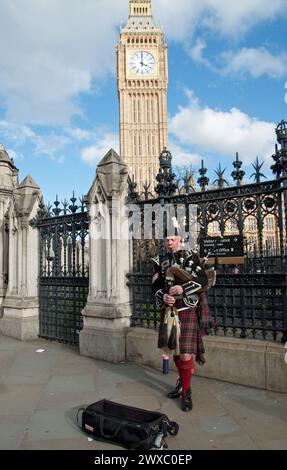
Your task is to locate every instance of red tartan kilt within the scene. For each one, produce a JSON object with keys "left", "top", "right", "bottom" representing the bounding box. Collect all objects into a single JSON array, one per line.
[
  {"left": 159, "top": 300, "right": 206, "bottom": 360},
  {"left": 178, "top": 306, "right": 205, "bottom": 357}
]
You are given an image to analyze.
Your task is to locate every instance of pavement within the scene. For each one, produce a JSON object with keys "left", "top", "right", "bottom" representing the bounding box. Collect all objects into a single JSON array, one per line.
[{"left": 0, "top": 334, "right": 287, "bottom": 451}]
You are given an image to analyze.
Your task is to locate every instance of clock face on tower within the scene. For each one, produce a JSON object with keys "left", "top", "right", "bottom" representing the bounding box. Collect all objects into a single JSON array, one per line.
[{"left": 129, "top": 51, "right": 156, "bottom": 75}]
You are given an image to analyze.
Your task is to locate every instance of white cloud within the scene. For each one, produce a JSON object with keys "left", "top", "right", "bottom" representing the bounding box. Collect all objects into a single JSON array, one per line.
[
  {"left": 169, "top": 141, "right": 203, "bottom": 167},
  {"left": 81, "top": 132, "right": 119, "bottom": 166},
  {"left": 155, "top": 0, "right": 287, "bottom": 40},
  {"left": 0, "top": 120, "right": 35, "bottom": 145},
  {"left": 170, "top": 90, "right": 276, "bottom": 164},
  {"left": 0, "top": 0, "right": 286, "bottom": 125},
  {"left": 64, "top": 127, "right": 96, "bottom": 142},
  {"left": 188, "top": 39, "right": 210, "bottom": 66},
  {"left": 0, "top": 0, "right": 127, "bottom": 124},
  {"left": 200, "top": 0, "right": 286, "bottom": 37},
  {"left": 0, "top": 120, "right": 71, "bottom": 160},
  {"left": 0, "top": 118, "right": 120, "bottom": 165},
  {"left": 32, "top": 133, "right": 71, "bottom": 160},
  {"left": 188, "top": 43, "right": 287, "bottom": 80},
  {"left": 0, "top": 119, "right": 97, "bottom": 163},
  {"left": 222, "top": 48, "right": 287, "bottom": 79},
  {"left": 6, "top": 148, "right": 24, "bottom": 163}
]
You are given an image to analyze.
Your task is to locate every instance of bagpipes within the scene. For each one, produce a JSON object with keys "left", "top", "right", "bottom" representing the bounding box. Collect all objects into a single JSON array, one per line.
[{"left": 158, "top": 246, "right": 217, "bottom": 354}]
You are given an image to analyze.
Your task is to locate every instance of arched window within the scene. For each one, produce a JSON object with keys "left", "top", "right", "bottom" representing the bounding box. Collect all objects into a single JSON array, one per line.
[
  {"left": 147, "top": 134, "right": 151, "bottom": 154},
  {"left": 133, "top": 133, "right": 137, "bottom": 156},
  {"left": 133, "top": 97, "right": 137, "bottom": 123},
  {"left": 146, "top": 97, "right": 150, "bottom": 123},
  {"left": 151, "top": 134, "right": 155, "bottom": 155},
  {"left": 138, "top": 97, "right": 141, "bottom": 123},
  {"left": 151, "top": 97, "right": 154, "bottom": 123}
]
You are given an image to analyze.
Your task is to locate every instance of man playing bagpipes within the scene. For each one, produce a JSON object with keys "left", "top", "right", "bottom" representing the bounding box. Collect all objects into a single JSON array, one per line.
[{"left": 151, "top": 233, "right": 215, "bottom": 412}]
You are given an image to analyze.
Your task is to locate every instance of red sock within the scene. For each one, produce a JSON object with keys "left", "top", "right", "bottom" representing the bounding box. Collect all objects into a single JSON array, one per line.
[
  {"left": 180, "top": 369, "right": 192, "bottom": 396},
  {"left": 178, "top": 358, "right": 195, "bottom": 396},
  {"left": 173, "top": 355, "right": 180, "bottom": 368}
]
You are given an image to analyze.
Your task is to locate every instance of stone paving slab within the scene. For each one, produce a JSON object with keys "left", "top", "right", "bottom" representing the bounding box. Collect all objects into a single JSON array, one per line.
[
  {"left": 0, "top": 384, "right": 44, "bottom": 416},
  {"left": 19, "top": 438, "right": 117, "bottom": 450},
  {"left": 177, "top": 419, "right": 258, "bottom": 451},
  {"left": 0, "top": 415, "right": 30, "bottom": 450},
  {"left": 0, "top": 335, "right": 287, "bottom": 450}
]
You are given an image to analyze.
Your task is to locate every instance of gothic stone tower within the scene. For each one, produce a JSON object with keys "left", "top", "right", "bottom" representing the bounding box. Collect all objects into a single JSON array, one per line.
[{"left": 117, "top": 0, "right": 168, "bottom": 192}]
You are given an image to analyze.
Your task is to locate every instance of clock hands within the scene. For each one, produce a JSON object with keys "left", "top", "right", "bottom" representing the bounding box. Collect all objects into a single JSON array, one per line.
[
  {"left": 140, "top": 61, "right": 152, "bottom": 70},
  {"left": 140, "top": 52, "right": 152, "bottom": 70}
]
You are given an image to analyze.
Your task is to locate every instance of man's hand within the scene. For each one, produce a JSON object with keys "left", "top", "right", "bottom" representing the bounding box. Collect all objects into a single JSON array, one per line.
[
  {"left": 163, "top": 294, "right": 175, "bottom": 306},
  {"left": 169, "top": 285, "right": 183, "bottom": 296}
]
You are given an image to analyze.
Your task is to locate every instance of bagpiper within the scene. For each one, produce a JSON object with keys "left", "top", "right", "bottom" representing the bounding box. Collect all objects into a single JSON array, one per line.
[{"left": 152, "top": 234, "right": 215, "bottom": 412}]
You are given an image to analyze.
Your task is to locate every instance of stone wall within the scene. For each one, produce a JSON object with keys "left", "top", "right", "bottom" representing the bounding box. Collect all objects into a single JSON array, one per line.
[{"left": 126, "top": 328, "right": 287, "bottom": 394}]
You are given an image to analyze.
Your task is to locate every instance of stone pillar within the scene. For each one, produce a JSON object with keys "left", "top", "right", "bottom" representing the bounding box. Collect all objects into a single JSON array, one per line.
[
  {"left": 0, "top": 145, "right": 18, "bottom": 317},
  {"left": 80, "top": 149, "right": 133, "bottom": 363},
  {"left": 0, "top": 196, "right": 7, "bottom": 317},
  {"left": 0, "top": 175, "right": 41, "bottom": 340}
]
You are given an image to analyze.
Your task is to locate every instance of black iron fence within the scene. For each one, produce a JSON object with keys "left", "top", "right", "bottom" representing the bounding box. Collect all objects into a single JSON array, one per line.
[
  {"left": 127, "top": 263, "right": 287, "bottom": 343},
  {"left": 127, "top": 120, "right": 287, "bottom": 343},
  {"left": 31, "top": 195, "right": 89, "bottom": 344}
]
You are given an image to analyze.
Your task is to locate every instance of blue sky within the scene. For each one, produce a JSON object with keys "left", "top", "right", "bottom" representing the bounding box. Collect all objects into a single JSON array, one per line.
[{"left": 0, "top": 0, "right": 286, "bottom": 204}]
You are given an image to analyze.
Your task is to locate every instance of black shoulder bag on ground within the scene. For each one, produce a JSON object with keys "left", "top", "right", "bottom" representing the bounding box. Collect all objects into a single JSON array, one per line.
[{"left": 78, "top": 399, "right": 179, "bottom": 450}]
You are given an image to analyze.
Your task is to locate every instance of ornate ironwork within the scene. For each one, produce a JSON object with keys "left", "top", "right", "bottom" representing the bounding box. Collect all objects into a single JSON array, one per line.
[
  {"left": 276, "top": 120, "right": 287, "bottom": 148},
  {"left": 197, "top": 160, "right": 209, "bottom": 191},
  {"left": 272, "top": 124, "right": 287, "bottom": 177},
  {"left": 30, "top": 197, "right": 50, "bottom": 228},
  {"left": 213, "top": 164, "right": 229, "bottom": 189},
  {"left": 142, "top": 181, "right": 153, "bottom": 200},
  {"left": 155, "top": 148, "right": 178, "bottom": 197},
  {"left": 271, "top": 145, "right": 282, "bottom": 178},
  {"left": 128, "top": 175, "right": 139, "bottom": 202},
  {"left": 232, "top": 152, "right": 245, "bottom": 185},
  {"left": 35, "top": 193, "right": 89, "bottom": 345},
  {"left": 250, "top": 157, "right": 266, "bottom": 183}
]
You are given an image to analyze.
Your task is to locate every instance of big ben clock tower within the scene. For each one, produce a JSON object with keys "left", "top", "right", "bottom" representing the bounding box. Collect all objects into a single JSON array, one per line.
[{"left": 117, "top": 0, "right": 168, "bottom": 192}]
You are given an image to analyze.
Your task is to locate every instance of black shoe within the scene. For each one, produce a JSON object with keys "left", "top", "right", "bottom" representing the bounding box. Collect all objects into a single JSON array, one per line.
[
  {"left": 167, "top": 379, "right": 182, "bottom": 399},
  {"left": 181, "top": 388, "right": 193, "bottom": 412}
]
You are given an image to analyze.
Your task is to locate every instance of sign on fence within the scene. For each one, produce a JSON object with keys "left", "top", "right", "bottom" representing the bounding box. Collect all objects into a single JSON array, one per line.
[{"left": 200, "top": 236, "right": 244, "bottom": 264}]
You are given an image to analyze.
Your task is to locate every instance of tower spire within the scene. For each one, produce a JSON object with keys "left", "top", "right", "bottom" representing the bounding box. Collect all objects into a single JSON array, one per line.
[{"left": 129, "top": 0, "right": 152, "bottom": 17}]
